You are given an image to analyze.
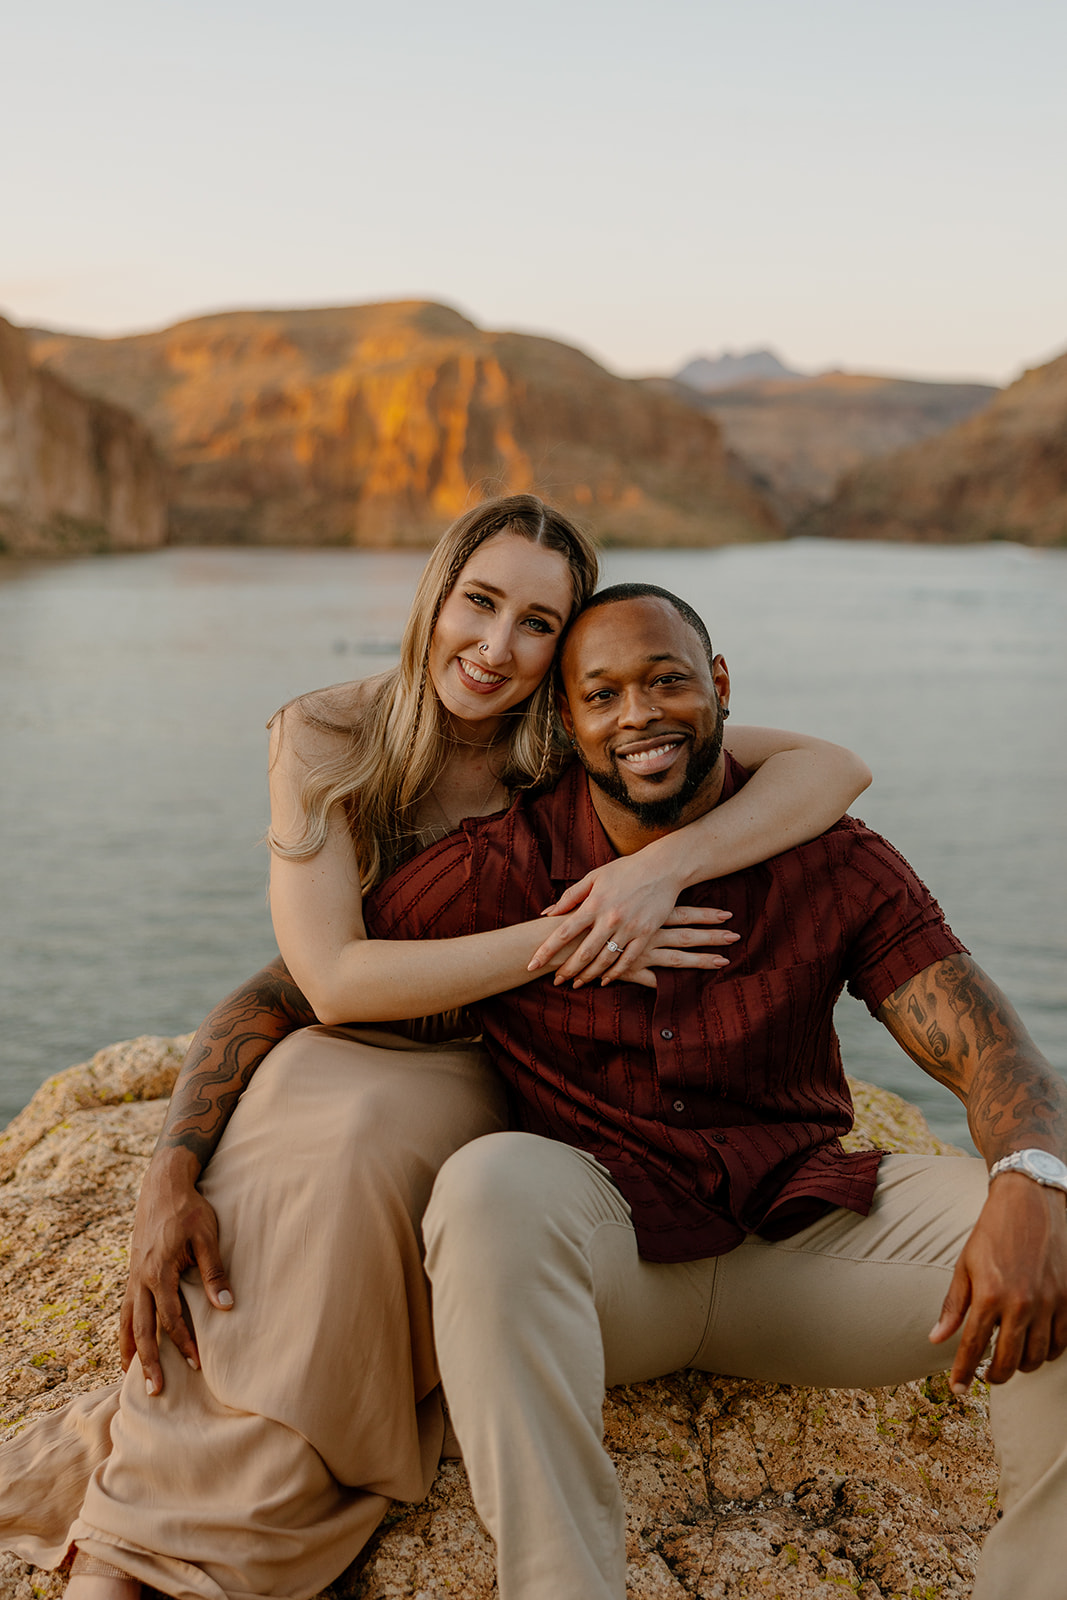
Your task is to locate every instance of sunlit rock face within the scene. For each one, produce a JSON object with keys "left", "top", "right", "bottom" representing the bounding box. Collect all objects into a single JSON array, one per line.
[
  {"left": 805, "top": 348, "right": 1067, "bottom": 546},
  {"left": 656, "top": 369, "right": 999, "bottom": 525},
  {"left": 1, "top": 1036, "right": 992, "bottom": 1599},
  {"left": 0, "top": 316, "right": 167, "bottom": 556},
  {"left": 29, "top": 301, "right": 781, "bottom": 548}
]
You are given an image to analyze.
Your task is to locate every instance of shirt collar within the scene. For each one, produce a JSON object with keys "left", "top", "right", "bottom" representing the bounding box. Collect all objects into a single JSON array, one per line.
[{"left": 542, "top": 753, "right": 746, "bottom": 888}]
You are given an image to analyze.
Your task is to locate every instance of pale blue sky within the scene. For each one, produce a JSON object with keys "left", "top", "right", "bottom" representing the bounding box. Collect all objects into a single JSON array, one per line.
[{"left": 3, "top": 0, "right": 1064, "bottom": 382}]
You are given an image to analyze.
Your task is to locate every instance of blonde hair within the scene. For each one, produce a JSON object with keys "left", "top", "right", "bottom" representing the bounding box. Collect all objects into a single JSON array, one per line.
[{"left": 268, "top": 495, "right": 599, "bottom": 891}]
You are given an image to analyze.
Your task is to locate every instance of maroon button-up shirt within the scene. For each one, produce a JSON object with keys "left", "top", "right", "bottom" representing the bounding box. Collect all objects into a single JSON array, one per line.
[{"left": 365, "top": 758, "right": 966, "bottom": 1262}]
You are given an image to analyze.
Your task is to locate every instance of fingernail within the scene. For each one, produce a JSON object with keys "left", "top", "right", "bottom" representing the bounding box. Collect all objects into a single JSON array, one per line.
[
  {"left": 187, "top": 1356, "right": 199, "bottom": 1370},
  {"left": 950, "top": 1379, "right": 969, "bottom": 1398},
  {"left": 572, "top": 980, "right": 584, "bottom": 990},
  {"left": 712, "top": 957, "right": 730, "bottom": 968},
  {"left": 218, "top": 1290, "right": 234, "bottom": 1308},
  {"left": 722, "top": 932, "right": 741, "bottom": 943},
  {"left": 145, "top": 1377, "right": 158, "bottom": 1396}
]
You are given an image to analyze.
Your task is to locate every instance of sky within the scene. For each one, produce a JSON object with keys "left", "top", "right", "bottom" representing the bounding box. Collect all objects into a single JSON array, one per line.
[{"left": 3, "top": 0, "right": 1065, "bottom": 385}]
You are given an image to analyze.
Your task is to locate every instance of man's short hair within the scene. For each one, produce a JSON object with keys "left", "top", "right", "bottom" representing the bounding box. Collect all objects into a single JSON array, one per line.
[{"left": 575, "top": 583, "right": 715, "bottom": 669}]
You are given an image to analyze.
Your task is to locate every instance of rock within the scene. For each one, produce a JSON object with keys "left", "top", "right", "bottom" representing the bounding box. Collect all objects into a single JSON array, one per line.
[
  {"left": 28, "top": 301, "right": 781, "bottom": 549},
  {"left": 648, "top": 371, "right": 998, "bottom": 525},
  {"left": 0, "top": 1034, "right": 191, "bottom": 1183},
  {"left": 0, "top": 316, "right": 167, "bottom": 557},
  {"left": 0, "top": 1036, "right": 994, "bottom": 1598},
  {"left": 804, "top": 348, "right": 1067, "bottom": 546}
]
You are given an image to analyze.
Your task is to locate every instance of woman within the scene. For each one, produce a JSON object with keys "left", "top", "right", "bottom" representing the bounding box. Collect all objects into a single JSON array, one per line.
[{"left": 0, "top": 496, "right": 869, "bottom": 1600}]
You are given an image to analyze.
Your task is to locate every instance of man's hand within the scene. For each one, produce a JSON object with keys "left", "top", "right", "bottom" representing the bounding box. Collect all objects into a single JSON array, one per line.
[
  {"left": 119, "top": 1146, "right": 234, "bottom": 1396},
  {"left": 930, "top": 1172, "right": 1067, "bottom": 1395}
]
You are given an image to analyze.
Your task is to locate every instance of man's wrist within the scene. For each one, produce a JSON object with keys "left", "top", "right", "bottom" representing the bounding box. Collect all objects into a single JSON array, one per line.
[
  {"left": 149, "top": 1139, "right": 204, "bottom": 1187},
  {"left": 989, "top": 1148, "right": 1067, "bottom": 1196}
]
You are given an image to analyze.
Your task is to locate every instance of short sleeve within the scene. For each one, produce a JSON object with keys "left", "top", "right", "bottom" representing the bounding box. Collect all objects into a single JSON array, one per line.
[{"left": 839, "top": 828, "right": 967, "bottom": 1014}]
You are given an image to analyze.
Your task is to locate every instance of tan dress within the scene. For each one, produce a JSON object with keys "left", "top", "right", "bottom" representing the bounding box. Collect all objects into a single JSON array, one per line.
[{"left": 0, "top": 1024, "right": 508, "bottom": 1600}]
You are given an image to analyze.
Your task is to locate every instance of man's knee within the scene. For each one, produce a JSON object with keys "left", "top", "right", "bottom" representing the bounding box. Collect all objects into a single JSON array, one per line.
[
  {"left": 425, "top": 1133, "right": 551, "bottom": 1260},
  {"left": 424, "top": 1132, "right": 614, "bottom": 1289}
]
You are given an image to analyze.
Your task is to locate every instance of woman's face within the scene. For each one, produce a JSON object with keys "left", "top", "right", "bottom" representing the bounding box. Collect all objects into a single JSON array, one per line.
[{"left": 428, "top": 532, "right": 574, "bottom": 735}]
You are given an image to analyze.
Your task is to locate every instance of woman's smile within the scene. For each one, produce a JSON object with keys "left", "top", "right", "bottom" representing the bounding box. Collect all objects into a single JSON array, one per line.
[{"left": 455, "top": 655, "right": 510, "bottom": 692}]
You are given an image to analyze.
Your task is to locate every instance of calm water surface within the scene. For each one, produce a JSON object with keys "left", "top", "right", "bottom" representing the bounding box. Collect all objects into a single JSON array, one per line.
[{"left": 1, "top": 540, "right": 1064, "bottom": 1149}]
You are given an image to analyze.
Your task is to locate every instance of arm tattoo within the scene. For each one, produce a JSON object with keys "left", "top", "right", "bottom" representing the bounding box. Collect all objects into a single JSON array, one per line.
[
  {"left": 156, "top": 957, "right": 318, "bottom": 1170},
  {"left": 879, "top": 953, "right": 1067, "bottom": 1165}
]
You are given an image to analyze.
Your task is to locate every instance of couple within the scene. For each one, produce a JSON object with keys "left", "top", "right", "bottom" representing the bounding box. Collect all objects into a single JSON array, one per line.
[{"left": 4, "top": 494, "right": 1066, "bottom": 1599}]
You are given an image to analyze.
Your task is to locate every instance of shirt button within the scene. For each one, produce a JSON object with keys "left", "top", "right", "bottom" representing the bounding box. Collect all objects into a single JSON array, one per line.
[
  {"left": 711, "top": 1132, "right": 726, "bottom": 1144},
  {"left": 673, "top": 1099, "right": 686, "bottom": 1113},
  {"left": 660, "top": 1028, "right": 674, "bottom": 1040}
]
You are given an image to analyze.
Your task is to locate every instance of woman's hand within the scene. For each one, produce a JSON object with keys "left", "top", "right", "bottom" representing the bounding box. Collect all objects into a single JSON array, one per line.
[
  {"left": 528, "top": 850, "right": 738, "bottom": 987},
  {"left": 589, "top": 905, "right": 740, "bottom": 989}
]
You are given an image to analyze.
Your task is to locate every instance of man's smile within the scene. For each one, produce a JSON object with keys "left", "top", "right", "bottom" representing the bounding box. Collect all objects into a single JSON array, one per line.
[{"left": 613, "top": 735, "right": 688, "bottom": 780}]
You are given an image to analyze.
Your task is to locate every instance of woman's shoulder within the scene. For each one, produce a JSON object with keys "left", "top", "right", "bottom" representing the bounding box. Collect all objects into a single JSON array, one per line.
[{"left": 270, "top": 673, "right": 391, "bottom": 760}]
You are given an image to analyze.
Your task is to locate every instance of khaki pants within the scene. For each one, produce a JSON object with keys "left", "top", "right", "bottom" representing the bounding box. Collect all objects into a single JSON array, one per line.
[{"left": 424, "top": 1132, "right": 1067, "bottom": 1600}]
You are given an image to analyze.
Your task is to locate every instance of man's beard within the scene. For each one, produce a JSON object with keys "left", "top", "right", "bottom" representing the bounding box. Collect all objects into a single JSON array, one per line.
[{"left": 575, "top": 704, "right": 726, "bottom": 829}]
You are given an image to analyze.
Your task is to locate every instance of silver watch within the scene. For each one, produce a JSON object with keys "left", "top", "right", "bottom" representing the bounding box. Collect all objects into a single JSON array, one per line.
[{"left": 989, "top": 1148, "right": 1067, "bottom": 1195}]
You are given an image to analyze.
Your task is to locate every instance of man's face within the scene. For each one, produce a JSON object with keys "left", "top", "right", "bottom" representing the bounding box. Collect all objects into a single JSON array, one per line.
[{"left": 559, "top": 597, "right": 730, "bottom": 832}]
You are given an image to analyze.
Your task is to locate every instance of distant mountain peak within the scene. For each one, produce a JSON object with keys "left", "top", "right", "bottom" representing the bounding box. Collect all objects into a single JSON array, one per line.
[{"left": 675, "top": 348, "right": 803, "bottom": 391}]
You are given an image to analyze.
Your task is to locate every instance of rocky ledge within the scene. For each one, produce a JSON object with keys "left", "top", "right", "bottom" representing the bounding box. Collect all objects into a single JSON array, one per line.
[{"left": 0, "top": 1038, "right": 992, "bottom": 1599}]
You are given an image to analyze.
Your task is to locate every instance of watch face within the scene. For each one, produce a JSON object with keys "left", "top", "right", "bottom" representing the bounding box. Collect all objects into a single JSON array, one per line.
[{"left": 1027, "top": 1151, "right": 1064, "bottom": 1180}]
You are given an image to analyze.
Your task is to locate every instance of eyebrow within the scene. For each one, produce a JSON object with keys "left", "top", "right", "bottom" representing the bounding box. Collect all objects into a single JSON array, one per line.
[
  {"left": 577, "top": 652, "right": 688, "bottom": 681},
  {"left": 465, "top": 578, "right": 566, "bottom": 626}
]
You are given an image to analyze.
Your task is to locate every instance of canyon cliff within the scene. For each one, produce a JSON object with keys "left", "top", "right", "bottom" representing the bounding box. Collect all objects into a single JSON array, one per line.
[
  {"left": 656, "top": 371, "right": 998, "bottom": 524},
  {"left": 29, "top": 303, "right": 780, "bottom": 548},
  {"left": 0, "top": 315, "right": 166, "bottom": 557},
  {"left": 803, "top": 351, "right": 1067, "bottom": 545}
]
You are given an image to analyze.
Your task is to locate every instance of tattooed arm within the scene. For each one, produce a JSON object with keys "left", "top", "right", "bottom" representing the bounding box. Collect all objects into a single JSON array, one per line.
[
  {"left": 121, "top": 956, "right": 317, "bottom": 1397},
  {"left": 878, "top": 953, "right": 1067, "bottom": 1394}
]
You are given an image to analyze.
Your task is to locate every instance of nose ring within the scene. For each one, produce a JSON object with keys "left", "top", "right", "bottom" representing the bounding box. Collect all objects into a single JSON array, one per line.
[{"left": 479, "top": 642, "right": 489, "bottom": 654}]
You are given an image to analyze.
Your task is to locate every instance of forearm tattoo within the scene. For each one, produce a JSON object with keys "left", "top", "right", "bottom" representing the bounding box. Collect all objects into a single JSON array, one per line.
[
  {"left": 157, "top": 958, "right": 318, "bottom": 1170},
  {"left": 881, "top": 954, "right": 1067, "bottom": 1163}
]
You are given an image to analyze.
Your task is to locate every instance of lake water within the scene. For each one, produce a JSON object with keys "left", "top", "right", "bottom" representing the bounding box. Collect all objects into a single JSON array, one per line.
[{"left": 1, "top": 539, "right": 1064, "bottom": 1150}]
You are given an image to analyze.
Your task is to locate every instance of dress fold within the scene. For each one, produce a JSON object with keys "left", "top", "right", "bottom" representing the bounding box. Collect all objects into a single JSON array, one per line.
[{"left": 0, "top": 1026, "right": 506, "bottom": 1599}]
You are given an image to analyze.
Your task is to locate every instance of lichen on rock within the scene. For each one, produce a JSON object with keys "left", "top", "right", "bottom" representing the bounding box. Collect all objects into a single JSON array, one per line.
[{"left": 1, "top": 1036, "right": 994, "bottom": 1598}]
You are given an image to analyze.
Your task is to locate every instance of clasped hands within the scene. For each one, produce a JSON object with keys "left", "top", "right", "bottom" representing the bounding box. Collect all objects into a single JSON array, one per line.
[{"left": 528, "top": 850, "right": 739, "bottom": 988}]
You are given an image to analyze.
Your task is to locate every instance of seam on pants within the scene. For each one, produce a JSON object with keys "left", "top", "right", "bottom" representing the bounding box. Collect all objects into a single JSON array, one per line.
[
  {"left": 695, "top": 1240, "right": 957, "bottom": 1376},
  {"left": 585, "top": 1217, "right": 721, "bottom": 1377},
  {"left": 684, "top": 1255, "right": 720, "bottom": 1370}
]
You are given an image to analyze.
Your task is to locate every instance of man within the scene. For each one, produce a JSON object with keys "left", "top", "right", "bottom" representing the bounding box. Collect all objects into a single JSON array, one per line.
[{"left": 364, "top": 583, "right": 1067, "bottom": 1600}]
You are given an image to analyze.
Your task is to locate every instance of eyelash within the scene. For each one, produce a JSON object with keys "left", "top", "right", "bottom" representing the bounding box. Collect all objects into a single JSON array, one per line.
[
  {"left": 464, "top": 592, "right": 554, "bottom": 635},
  {"left": 587, "top": 676, "right": 685, "bottom": 704}
]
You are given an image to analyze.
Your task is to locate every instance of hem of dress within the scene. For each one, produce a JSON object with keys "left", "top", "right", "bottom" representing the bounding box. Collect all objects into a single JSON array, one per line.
[{"left": 68, "top": 1527, "right": 230, "bottom": 1600}]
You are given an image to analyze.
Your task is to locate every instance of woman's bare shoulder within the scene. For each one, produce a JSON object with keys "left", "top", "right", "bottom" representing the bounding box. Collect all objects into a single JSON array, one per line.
[{"left": 270, "top": 674, "right": 390, "bottom": 762}]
